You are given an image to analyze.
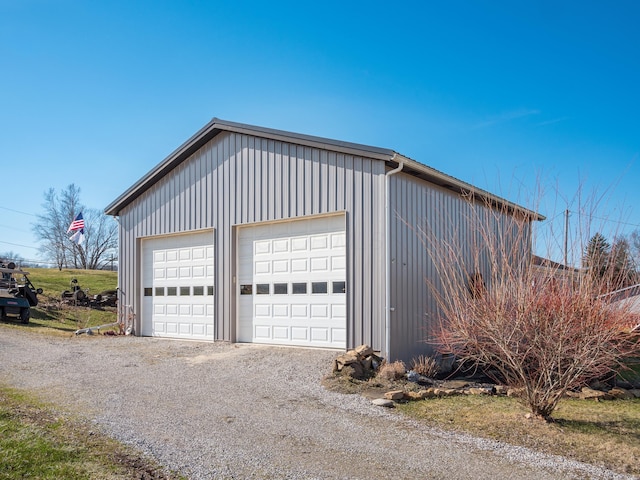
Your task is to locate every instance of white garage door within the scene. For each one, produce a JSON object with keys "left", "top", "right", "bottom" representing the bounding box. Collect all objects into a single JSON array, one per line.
[
  {"left": 238, "top": 215, "right": 347, "bottom": 349},
  {"left": 141, "top": 231, "right": 215, "bottom": 340}
]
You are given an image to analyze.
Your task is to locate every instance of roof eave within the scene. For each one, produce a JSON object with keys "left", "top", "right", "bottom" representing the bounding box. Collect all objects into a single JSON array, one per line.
[{"left": 389, "top": 154, "right": 545, "bottom": 222}]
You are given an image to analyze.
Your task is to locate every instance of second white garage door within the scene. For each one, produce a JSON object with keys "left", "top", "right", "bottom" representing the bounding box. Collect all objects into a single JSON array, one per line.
[{"left": 237, "top": 215, "right": 347, "bottom": 349}]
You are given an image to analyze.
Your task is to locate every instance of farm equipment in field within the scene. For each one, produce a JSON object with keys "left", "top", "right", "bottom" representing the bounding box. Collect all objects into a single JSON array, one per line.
[
  {"left": 0, "top": 262, "right": 43, "bottom": 324},
  {"left": 91, "top": 289, "right": 118, "bottom": 307},
  {"left": 61, "top": 279, "right": 118, "bottom": 308},
  {"left": 61, "top": 278, "right": 90, "bottom": 305}
]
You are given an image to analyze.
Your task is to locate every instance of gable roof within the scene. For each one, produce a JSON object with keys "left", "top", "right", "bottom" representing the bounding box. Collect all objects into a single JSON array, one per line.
[{"left": 105, "top": 117, "right": 544, "bottom": 221}]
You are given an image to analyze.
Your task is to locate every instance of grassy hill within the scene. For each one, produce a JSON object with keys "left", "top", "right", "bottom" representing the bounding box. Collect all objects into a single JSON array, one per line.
[
  {"left": 1, "top": 268, "right": 119, "bottom": 335},
  {"left": 28, "top": 267, "right": 117, "bottom": 298}
]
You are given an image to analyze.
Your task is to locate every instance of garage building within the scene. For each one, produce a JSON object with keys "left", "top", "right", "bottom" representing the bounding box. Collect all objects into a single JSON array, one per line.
[{"left": 105, "top": 118, "right": 538, "bottom": 362}]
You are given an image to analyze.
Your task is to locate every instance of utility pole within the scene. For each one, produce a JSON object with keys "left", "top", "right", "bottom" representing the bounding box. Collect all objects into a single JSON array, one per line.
[{"left": 564, "top": 209, "right": 569, "bottom": 267}]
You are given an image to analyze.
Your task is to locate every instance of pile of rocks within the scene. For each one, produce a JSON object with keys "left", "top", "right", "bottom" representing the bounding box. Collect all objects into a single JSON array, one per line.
[
  {"left": 373, "top": 378, "right": 640, "bottom": 408},
  {"left": 566, "top": 386, "right": 640, "bottom": 400},
  {"left": 332, "top": 344, "right": 382, "bottom": 380}
]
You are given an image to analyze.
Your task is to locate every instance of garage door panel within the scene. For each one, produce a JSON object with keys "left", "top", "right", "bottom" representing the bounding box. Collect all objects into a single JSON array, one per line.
[
  {"left": 310, "top": 257, "right": 329, "bottom": 272},
  {"left": 311, "top": 328, "right": 329, "bottom": 342},
  {"left": 310, "top": 235, "right": 328, "bottom": 250},
  {"left": 272, "top": 260, "right": 289, "bottom": 274},
  {"left": 255, "top": 325, "right": 271, "bottom": 338},
  {"left": 255, "top": 261, "right": 271, "bottom": 275},
  {"left": 273, "top": 326, "right": 289, "bottom": 340},
  {"left": 166, "top": 268, "right": 178, "bottom": 279},
  {"left": 273, "top": 239, "right": 289, "bottom": 252},
  {"left": 165, "top": 323, "right": 177, "bottom": 334},
  {"left": 193, "top": 324, "right": 205, "bottom": 335},
  {"left": 331, "top": 328, "right": 346, "bottom": 343},
  {"left": 238, "top": 215, "right": 346, "bottom": 349},
  {"left": 291, "top": 237, "right": 308, "bottom": 251},
  {"left": 255, "top": 240, "right": 271, "bottom": 255},
  {"left": 291, "top": 327, "right": 308, "bottom": 340},
  {"left": 291, "top": 259, "right": 308, "bottom": 273}
]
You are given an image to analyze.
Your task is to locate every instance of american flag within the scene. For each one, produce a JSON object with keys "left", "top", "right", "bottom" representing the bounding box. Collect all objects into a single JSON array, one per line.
[{"left": 67, "top": 212, "right": 85, "bottom": 233}]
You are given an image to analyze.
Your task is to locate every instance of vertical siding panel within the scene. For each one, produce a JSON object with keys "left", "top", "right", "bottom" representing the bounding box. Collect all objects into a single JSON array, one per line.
[
  {"left": 327, "top": 151, "right": 337, "bottom": 212},
  {"left": 319, "top": 150, "right": 328, "bottom": 212},
  {"left": 297, "top": 146, "right": 306, "bottom": 217},
  {"left": 274, "top": 141, "right": 282, "bottom": 219},
  {"left": 311, "top": 148, "right": 320, "bottom": 214},
  {"left": 281, "top": 143, "right": 290, "bottom": 219}
]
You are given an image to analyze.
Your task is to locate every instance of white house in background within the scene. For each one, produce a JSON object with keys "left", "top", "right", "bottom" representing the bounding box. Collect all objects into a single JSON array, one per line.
[{"left": 105, "top": 118, "right": 541, "bottom": 362}]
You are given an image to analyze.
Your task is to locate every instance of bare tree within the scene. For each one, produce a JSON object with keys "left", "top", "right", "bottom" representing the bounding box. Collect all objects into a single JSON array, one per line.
[
  {"left": 71, "top": 208, "right": 118, "bottom": 270},
  {"left": 33, "top": 186, "right": 80, "bottom": 270},
  {"left": 32, "top": 184, "right": 117, "bottom": 270},
  {"left": 420, "top": 195, "right": 639, "bottom": 421}
]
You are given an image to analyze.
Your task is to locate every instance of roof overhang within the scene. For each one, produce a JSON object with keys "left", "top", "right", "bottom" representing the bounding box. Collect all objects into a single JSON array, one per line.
[{"left": 105, "top": 117, "right": 544, "bottom": 222}]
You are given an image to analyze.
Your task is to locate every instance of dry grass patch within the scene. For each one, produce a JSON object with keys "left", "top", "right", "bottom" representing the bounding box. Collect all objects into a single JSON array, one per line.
[
  {"left": 399, "top": 395, "right": 640, "bottom": 475},
  {"left": 410, "top": 355, "right": 440, "bottom": 377},
  {"left": 377, "top": 360, "right": 406, "bottom": 382}
]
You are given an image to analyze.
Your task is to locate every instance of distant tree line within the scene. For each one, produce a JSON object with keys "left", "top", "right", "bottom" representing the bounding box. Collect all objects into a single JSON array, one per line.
[{"left": 31, "top": 184, "right": 118, "bottom": 271}]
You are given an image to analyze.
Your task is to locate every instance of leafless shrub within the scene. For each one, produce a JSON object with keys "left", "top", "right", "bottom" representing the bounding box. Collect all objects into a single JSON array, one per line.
[
  {"left": 378, "top": 360, "right": 406, "bottom": 381},
  {"left": 410, "top": 355, "right": 440, "bottom": 378},
  {"left": 418, "top": 189, "right": 640, "bottom": 421}
]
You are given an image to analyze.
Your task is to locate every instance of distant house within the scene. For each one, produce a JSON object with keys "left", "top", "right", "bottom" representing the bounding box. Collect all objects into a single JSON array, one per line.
[
  {"left": 531, "top": 255, "right": 583, "bottom": 284},
  {"left": 105, "top": 118, "right": 541, "bottom": 362},
  {"left": 600, "top": 284, "right": 640, "bottom": 331}
]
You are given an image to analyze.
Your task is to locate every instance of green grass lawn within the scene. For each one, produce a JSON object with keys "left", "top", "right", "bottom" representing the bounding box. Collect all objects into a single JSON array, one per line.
[
  {"left": 0, "top": 386, "right": 181, "bottom": 480},
  {"left": 27, "top": 267, "right": 117, "bottom": 299}
]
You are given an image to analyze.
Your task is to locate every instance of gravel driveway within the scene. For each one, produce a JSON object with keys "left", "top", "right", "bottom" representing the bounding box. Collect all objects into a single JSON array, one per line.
[{"left": 0, "top": 327, "right": 632, "bottom": 480}]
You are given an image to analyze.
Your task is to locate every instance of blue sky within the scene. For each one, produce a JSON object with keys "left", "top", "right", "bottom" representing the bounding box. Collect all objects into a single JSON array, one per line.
[{"left": 1, "top": 0, "right": 639, "bottom": 266}]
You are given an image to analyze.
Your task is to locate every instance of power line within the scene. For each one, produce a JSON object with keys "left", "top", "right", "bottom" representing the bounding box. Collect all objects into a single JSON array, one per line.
[
  {"left": 544, "top": 209, "right": 640, "bottom": 230},
  {"left": 0, "top": 224, "right": 33, "bottom": 234},
  {"left": 0, "top": 240, "right": 39, "bottom": 250},
  {"left": 573, "top": 212, "right": 640, "bottom": 229},
  {"left": 0, "top": 206, "right": 38, "bottom": 217}
]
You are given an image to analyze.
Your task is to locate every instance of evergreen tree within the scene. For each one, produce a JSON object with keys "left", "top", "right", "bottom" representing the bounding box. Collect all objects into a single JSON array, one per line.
[
  {"left": 583, "top": 233, "right": 611, "bottom": 280},
  {"left": 611, "top": 237, "right": 638, "bottom": 287}
]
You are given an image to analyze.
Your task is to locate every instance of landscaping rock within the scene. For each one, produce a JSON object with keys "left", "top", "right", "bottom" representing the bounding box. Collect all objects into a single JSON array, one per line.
[
  {"left": 608, "top": 387, "right": 635, "bottom": 400},
  {"left": 355, "top": 344, "right": 374, "bottom": 357},
  {"left": 433, "top": 388, "right": 458, "bottom": 397},
  {"left": 403, "top": 391, "right": 424, "bottom": 401},
  {"left": 629, "top": 389, "right": 640, "bottom": 398},
  {"left": 384, "top": 390, "right": 405, "bottom": 401},
  {"left": 332, "top": 344, "right": 382, "bottom": 380},
  {"left": 494, "top": 385, "right": 508, "bottom": 395},
  {"left": 466, "top": 387, "right": 493, "bottom": 396},
  {"left": 419, "top": 389, "right": 435, "bottom": 399},
  {"left": 580, "top": 387, "right": 608, "bottom": 400},
  {"left": 371, "top": 398, "right": 395, "bottom": 408}
]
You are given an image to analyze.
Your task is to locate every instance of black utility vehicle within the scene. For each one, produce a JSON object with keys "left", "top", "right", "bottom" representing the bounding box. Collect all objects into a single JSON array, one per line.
[{"left": 0, "top": 262, "right": 42, "bottom": 324}]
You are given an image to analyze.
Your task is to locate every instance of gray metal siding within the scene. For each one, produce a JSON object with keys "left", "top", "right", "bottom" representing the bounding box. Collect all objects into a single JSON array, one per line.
[
  {"left": 117, "top": 131, "right": 387, "bottom": 351},
  {"left": 387, "top": 172, "right": 531, "bottom": 363}
]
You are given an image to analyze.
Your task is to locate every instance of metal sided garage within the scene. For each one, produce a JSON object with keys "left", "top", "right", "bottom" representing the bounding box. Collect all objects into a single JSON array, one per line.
[{"left": 105, "top": 118, "right": 539, "bottom": 362}]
